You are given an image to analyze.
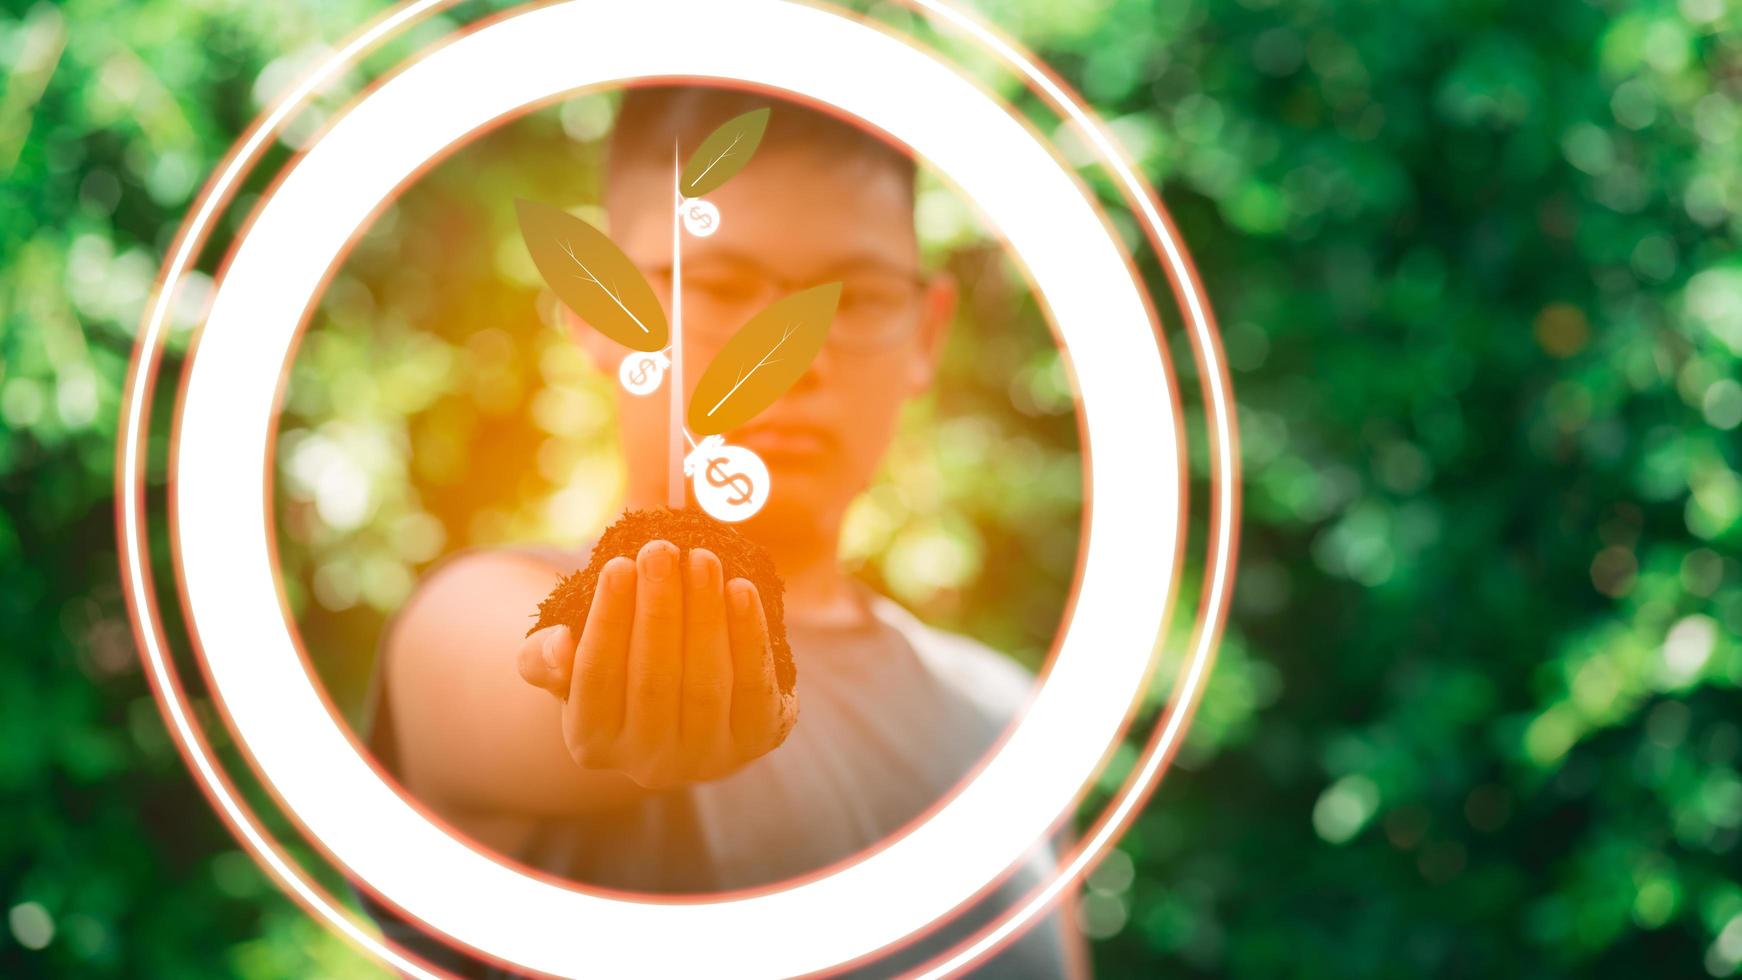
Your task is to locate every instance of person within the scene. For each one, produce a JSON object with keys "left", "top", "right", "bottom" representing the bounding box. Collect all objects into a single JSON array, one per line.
[{"left": 356, "top": 84, "right": 1088, "bottom": 979}]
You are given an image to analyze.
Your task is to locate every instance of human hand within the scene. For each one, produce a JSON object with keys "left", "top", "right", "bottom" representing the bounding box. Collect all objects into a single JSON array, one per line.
[{"left": 517, "top": 541, "right": 797, "bottom": 790}]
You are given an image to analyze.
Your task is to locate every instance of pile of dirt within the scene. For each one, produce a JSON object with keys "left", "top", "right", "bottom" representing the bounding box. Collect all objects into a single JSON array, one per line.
[{"left": 529, "top": 507, "right": 794, "bottom": 696}]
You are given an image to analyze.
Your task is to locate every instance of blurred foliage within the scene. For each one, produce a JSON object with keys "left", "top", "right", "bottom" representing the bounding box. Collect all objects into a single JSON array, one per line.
[{"left": 3, "top": 0, "right": 1742, "bottom": 977}]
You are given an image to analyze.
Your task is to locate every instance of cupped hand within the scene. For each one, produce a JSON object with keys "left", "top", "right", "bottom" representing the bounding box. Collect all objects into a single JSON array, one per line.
[{"left": 517, "top": 541, "right": 796, "bottom": 790}]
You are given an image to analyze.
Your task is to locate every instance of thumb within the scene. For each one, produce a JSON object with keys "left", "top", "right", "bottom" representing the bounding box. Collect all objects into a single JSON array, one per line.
[{"left": 516, "top": 625, "right": 575, "bottom": 697}]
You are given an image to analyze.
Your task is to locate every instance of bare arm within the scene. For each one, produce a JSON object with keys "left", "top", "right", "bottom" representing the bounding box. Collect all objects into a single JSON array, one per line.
[
  {"left": 383, "top": 550, "right": 649, "bottom": 818},
  {"left": 384, "top": 541, "right": 797, "bottom": 826}
]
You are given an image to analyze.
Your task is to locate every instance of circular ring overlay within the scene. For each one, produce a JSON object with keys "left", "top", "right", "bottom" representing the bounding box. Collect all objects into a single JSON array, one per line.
[{"left": 121, "top": 0, "right": 1237, "bottom": 977}]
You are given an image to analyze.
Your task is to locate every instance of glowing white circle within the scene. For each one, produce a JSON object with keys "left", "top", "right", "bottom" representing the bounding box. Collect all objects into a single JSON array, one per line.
[{"left": 172, "top": 0, "right": 1179, "bottom": 974}]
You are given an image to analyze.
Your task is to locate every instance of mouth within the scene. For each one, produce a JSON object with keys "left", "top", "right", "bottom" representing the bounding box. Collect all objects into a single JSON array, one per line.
[{"left": 735, "top": 422, "right": 834, "bottom": 459}]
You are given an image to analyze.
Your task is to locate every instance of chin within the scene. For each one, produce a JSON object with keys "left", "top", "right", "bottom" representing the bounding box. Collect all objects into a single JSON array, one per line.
[{"left": 740, "top": 479, "right": 836, "bottom": 546}]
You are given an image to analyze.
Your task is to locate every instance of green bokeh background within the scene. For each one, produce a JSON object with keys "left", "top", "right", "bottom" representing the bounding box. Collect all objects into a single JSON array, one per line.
[{"left": 5, "top": 0, "right": 1742, "bottom": 977}]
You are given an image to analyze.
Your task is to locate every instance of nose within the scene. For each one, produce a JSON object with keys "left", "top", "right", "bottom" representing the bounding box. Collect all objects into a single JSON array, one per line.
[{"left": 784, "top": 334, "right": 840, "bottom": 398}]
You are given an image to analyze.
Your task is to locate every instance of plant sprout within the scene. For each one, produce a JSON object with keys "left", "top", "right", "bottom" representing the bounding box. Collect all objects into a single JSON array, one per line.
[{"left": 517, "top": 108, "right": 840, "bottom": 523}]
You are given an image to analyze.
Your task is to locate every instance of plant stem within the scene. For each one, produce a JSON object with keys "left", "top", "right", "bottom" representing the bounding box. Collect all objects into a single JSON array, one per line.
[{"left": 668, "top": 143, "right": 685, "bottom": 509}]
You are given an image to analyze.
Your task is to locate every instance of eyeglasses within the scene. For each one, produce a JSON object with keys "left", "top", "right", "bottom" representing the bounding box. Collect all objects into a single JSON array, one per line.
[{"left": 645, "top": 261, "right": 929, "bottom": 353}]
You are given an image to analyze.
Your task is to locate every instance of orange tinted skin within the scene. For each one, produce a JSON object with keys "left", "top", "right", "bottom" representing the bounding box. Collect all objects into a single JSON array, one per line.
[
  {"left": 389, "top": 147, "right": 954, "bottom": 824},
  {"left": 384, "top": 139, "right": 1086, "bottom": 971},
  {"left": 514, "top": 545, "right": 794, "bottom": 791}
]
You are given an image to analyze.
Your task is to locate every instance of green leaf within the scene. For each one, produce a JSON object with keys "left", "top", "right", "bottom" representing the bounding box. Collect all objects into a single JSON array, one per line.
[
  {"left": 687, "top": 282, "right": 841, "bottom": 435},
  {"left": 679, "top": 108, "right": 771, "bottom": 198},
  {"left": 515, "top": 198, "right": 668, "bottom": 351}
]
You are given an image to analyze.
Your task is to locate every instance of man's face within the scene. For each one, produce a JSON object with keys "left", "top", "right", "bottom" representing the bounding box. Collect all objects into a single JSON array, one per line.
[{"left": 580, "top": 145, "right": 956, "bottom": 550}]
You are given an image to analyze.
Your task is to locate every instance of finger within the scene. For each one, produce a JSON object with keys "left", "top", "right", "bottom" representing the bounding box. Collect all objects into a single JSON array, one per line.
[
  {"left": 725, "top": 578, "right": 785, "bottom": 758},
  {"left": 680, "top": 549, "right": 734, "bottom": 772},
  {"left": 517, "top": 625, "right": 573, "bottom": 697},
  {"left": 565, "top": 557, "right": 634, "bottom": 764},
  {"left": 622, "top": 540, "right": 684, "bottom": 762}
]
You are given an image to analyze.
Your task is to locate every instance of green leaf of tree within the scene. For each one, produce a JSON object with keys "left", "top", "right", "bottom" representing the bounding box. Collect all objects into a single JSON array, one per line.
[
  {"left": 515, "top": 198, "right": 668, "bottom": 351},
  {"left": 679, "top": 108, "right": 771, "bottom": 199},
  {"left": 687, "top": 282, "right": 841, "bottom": 435}
]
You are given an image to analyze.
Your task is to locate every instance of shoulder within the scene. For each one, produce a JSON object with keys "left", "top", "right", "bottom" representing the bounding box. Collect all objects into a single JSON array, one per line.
[
  {"left": 396, "top": 543, "right": 586, "bottom": 620},
  {"left": 384, "top": 544, "right": 582, "bottom": 660},
  {"left": 867, "top": 595, "right": 1036, "bottom": 726},
  {"left": 397, "top": 544, "right": 564, "bottom": 609}
]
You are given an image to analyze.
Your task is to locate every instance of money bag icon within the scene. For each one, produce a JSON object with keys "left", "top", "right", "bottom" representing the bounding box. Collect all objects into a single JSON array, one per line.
[
  {"left": 617, "top": 351, "right": 670, "bottom": 396},
  {"left": 681, "top": 198, "right": 720, "bottom": 238},
  {"left": 684, "top": 435, "right": 770, "bottom": 523}
]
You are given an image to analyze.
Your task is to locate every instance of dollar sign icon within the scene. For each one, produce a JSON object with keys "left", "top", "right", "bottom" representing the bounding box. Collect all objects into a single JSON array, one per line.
[
  {"left": 705, "top": 456, "right": 755, "bottom": 506},
  {"left": 628, "top": 357, "right": 655, "bottom": 386},
  {"left": 618, "top": 351, "right": 666, "bottom": 395},
  {"left": 687, "top": 440, "right": 769, "bottom": 522},
  {"left": 681, "top": 198, "right": 721, "bottom": 238}
]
